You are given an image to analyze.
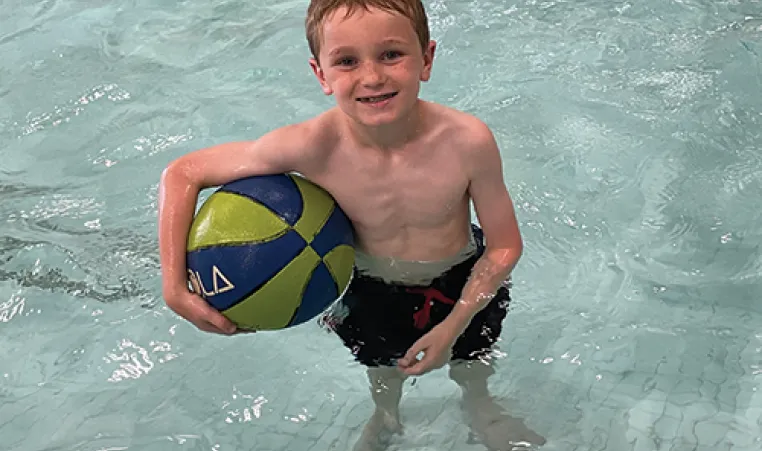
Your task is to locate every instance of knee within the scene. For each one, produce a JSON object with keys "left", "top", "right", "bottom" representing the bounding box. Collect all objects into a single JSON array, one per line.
[
  {"left": 448, "top": 359, "right": 495, "bottom": 385},
  {"left": 367, "top": 366, "right": 407, "bottom": 388}
]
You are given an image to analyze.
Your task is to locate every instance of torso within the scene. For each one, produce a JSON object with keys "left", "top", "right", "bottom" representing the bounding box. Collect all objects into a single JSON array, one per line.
[{"left": 300, "top": 101, "right": 478, "bottom": 264}]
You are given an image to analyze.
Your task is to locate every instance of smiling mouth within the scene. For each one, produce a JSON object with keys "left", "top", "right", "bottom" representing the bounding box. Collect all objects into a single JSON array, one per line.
[{"left": 356, "top": 92, "right": 398, "bottom": 103}]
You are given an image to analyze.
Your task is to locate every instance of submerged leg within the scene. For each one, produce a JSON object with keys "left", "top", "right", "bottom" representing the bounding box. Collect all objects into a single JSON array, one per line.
[
  {"left": 353, "top": 366, "right": 407, "bottom": 451},
  {"left": 449, "top": 360, "right": 546, "bottom": 449}
]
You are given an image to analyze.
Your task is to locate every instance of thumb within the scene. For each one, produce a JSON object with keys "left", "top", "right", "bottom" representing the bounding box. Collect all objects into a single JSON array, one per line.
[{"left": 399, "top": 340, "right": 426, "bottom": 367}]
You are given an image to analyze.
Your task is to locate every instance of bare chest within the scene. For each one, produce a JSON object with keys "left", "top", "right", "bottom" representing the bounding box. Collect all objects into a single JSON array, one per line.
[{"left": 319, "top": 148, "right": 470, "bottom": 230}]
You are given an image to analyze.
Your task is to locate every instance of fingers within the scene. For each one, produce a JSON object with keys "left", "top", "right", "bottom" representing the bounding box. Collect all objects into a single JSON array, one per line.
[
  {"left": 399, "top": 342, "right": 433, "bottom": 376},
  {"left": 196, "top": 320, "right": 231, "bottom": 335},
  {"left": 398, "top": 342, "right": 424, "bottom": 368},
  {"left": 401, "top": 355, "right": 436, "bottom": 376},
  {"left": 167, "top": 292, "right": 238, "bottom": 335},
  {"left": 398, "top": 337, "right": 451, "bottom": 376},
  {"left": 234, "top": 327, "right": 257, "bottom": 335},
  {"left": 186, "top": 296, "right": 236, "bottom": 334},
  {"left": 205, "top": 310, "right": 237, "bottom": 335}
]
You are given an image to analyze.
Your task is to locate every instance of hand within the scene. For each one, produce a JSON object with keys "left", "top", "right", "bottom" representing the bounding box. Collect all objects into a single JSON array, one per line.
[
  {"left": 165, "top": 290, "right": 245, "bottom": 335},
  {"left": 398, "top": 322, "right": 461, "bottom": 376}
]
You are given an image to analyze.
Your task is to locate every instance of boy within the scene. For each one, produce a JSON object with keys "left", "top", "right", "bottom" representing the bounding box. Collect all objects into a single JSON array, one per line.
[{"left": 158, "top": 0, "right": 545, "bottom": 449}]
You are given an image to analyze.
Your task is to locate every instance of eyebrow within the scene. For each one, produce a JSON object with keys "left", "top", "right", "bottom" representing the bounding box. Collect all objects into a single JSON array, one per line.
[{"left": 327, "top": 38, "right": 409, "bottom": 57}]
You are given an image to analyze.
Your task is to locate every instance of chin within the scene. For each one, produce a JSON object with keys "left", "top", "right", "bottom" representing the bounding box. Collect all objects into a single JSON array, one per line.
[
  {"left": 338, "top": 106, "right": 396, "bottom": 127},
  {"left": 357, "top": 114, "right": 402, "bottom": 128},
  {"left": 355, "top": 103, "right": 416, "bottom": 128}
]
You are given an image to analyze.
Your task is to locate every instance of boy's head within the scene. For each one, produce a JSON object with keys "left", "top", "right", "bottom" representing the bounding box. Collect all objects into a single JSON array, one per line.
[
  {"left": 305, "top": 0, "right": 436, "bottom": 128},
  {"left": 305, "top": 0, "right": 430, "bottom": 63}
]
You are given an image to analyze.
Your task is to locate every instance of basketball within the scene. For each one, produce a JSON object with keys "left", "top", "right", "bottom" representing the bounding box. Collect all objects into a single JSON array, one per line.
[{"left": 185, "top": 173, "right": 355, "bottom": 331}]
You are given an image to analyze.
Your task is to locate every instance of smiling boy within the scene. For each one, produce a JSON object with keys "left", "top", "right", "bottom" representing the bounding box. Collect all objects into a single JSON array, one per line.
[{"left": 158, "top": 0, "right": 545, "bottom": 449}]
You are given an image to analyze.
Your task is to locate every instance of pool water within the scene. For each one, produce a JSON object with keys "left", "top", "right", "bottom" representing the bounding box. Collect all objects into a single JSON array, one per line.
[{"left": 1, "top": 0, "right": 761, "bottom": 450}]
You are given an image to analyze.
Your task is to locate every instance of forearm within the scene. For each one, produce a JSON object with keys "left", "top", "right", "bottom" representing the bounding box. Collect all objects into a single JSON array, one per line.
[
  {"left": 444, "top": 246, "right": 521, "bottom": 334},
  {"left": 158, "top": 163, "right": 201, "bottom": 300},
  {"left": 158, "top": 140, "right": 267, "bottom": 300}
]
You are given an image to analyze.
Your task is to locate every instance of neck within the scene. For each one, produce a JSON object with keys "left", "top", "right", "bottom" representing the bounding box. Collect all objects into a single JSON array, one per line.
[{"left": 343, "top": 100, "right": 425, "bottom": 150}]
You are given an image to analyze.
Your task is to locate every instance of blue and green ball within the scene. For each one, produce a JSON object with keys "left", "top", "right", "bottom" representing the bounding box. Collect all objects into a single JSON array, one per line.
[{"left": 186, "top": 173, "right": 355, "bottom": 330}]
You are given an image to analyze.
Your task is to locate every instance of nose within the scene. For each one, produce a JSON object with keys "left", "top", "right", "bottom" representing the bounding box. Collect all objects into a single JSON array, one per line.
[{"left": 359, "top": 61, "right": 384, "bottom": 87}]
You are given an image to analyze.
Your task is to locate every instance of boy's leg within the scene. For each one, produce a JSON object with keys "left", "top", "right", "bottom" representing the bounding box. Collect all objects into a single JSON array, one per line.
[
  {"left": 448, "top": 360, "right": 546, "bottom": 449},
  {"left": 447, "top": 281, "right": 546, "bottom": 449},
  {"left": 353, "top": 366, "right": 407, "bottom": 451},
  {"left": 323, "top": 286, "right": 412, "bottom": 451},
  {"left": 367, "top": 366, "right": 407, "bottom": 425}
]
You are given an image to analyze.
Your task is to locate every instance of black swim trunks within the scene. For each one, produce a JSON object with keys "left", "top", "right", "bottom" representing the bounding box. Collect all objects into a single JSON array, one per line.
[{"left": 322, "top": 225, "right": 511, "bottom": 367}]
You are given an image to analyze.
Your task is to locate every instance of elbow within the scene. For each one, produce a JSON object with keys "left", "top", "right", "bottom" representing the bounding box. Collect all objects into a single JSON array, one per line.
[
  {"left": 515, "top": 235, "right": 524, "bottom": 261},
  {"left": 160, "top": 157, "right": 199, "bottom": 191},
  {"left": 503, "top": 233, "right": 523, "bottom": 271},
  {"left": 487, "top": 242, "right": 522, "bottom": 273},
  {"left": 157, "top": 157, "right": 202, "bottom": 212},
  {"left": 507, "top": 241, "right": 522, "bottom": 271}
]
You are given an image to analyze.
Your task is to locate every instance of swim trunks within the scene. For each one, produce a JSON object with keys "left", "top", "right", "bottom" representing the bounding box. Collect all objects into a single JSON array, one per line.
[{"left": 322, "top": 225, "right": 511, "bottom": 367}]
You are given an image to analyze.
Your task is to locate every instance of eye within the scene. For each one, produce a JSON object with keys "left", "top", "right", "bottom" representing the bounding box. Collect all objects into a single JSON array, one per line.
[
  {"left": 334, "top": 56, "right": 356, "bottom": 67},
  {"left": 382, "top": 50, "right": 402, "bottom": 60}
]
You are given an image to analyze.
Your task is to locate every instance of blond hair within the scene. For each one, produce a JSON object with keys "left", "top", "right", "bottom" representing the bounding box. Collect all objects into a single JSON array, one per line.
[{"left": 305, "top": 0, "right": 430, "bottom": 61}]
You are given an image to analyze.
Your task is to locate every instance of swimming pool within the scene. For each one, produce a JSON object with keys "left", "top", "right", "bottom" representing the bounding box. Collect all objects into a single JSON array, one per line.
[{"left": 1, "top": 0, "right": 761, "bottom": 449}]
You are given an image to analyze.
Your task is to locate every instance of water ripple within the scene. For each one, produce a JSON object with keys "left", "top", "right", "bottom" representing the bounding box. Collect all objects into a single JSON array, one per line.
[
  {"left": 0, "top": 294, "right": 27, "bottom": 323},
  {"left": 104, "top": 338, "right": 179, "bottom": 383},
  {"left": 13, "top": 83, "right": 130, "bottom": 139},
  {"left": 0, "top": 217, "right": 158, "bottom": 306}
]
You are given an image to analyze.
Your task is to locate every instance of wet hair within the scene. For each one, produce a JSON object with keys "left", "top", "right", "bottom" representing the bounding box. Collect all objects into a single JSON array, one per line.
[{"left": 305, "top": 0, "right": 430, "bottom": 62}]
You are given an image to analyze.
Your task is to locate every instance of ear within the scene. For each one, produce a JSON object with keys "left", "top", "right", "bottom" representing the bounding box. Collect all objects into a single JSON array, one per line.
[
  {"left": 420, "top": 40, "right": 437, "bottom": 82},
  {"left": 309, "top": 57, "right": 333, "bottom": 95}
]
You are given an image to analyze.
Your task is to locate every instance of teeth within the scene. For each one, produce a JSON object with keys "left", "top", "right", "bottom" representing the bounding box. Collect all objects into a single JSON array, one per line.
[{"left": 358, "top": 93, "right": 396, "bottom": 102}]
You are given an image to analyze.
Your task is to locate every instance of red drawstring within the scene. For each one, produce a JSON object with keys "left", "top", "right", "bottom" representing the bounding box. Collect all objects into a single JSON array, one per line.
[{"left": 405, "top": 287, "right": 456, "bottom": 329}]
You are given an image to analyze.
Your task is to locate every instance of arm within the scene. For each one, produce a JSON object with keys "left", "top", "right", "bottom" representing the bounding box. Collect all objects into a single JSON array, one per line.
[
  {"left": 444, "top": 123, "right": 523, "bottom": 334},
  {"left": 158, "top": 122, "right": 323, "bottom": 333},
  {"left": 398, "top": 121, "right": 523, "bottom": 375}
]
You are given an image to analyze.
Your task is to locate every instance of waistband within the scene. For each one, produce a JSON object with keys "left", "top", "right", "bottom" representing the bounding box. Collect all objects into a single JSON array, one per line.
[{"left": 353, "top": 232, "right": 478, "bottom": 286}]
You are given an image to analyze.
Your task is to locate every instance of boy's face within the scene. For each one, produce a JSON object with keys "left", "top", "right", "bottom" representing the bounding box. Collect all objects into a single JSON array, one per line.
[{"left": 309, "top": 7, "right": 435, "bottom": 128}]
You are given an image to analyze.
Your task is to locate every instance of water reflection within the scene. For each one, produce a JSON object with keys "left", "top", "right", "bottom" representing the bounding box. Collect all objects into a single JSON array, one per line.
[{"left": 105, "top": 338, "right": 178, "bottom": 382}]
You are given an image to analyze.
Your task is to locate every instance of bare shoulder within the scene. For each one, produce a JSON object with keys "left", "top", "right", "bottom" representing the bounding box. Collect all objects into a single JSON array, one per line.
[
  {"left": 306, "top": 108, "right": 343, "bottom": 142},
  {"left": 263, "top": 109, "right": 342, "bottom": 173},
  {"left": 425, "top": 102, "right": 496, "bottom": 147},
  {"left": 279, "top": 110, "right": 341, "bottom": 153},
  {"left": 424, "top": 102, "right": 500, "bottom": 170}
]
